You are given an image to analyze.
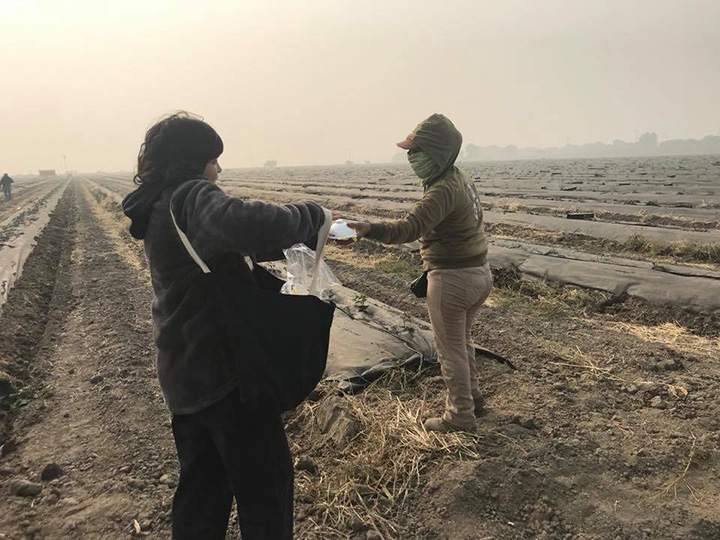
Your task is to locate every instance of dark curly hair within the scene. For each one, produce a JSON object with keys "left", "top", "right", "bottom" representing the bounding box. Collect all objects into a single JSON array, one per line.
[{"left": 134, "top": 112, "right": 224, "bottom": 186}]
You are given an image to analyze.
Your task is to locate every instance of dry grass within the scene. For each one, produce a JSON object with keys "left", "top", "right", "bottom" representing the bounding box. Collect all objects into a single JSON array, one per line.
[
  {"left": 653, "top": 432, "right": 701, "bottom": 504},
  {"left": 620, "top": 234, "right": 720, "bottom": 264},
  {"left": 484, "top": 200, "right": 719, "bottom": 231},
  {"left": 541, "top": 340, "right": 612, "bottom": 377},
  {"left": 540, "top": 339, "right": 691, "bottom": 401},
  {"left": 492, "top": 266, "right": 603, "bottom": 319},
  {"left": 634, "top": 212, "right": 720, "bottom": 231},
  {"left": 80, "top": 182, "right": 148, "bottom": 273},
  {"left": 485, "top": 223, "right": 720, "bottom": 266},
  {"left": 484, "top": 201, "right": 568, "bottom": 218},
  {"left": 373, "top": 258, "right": 423, "bottom": 281},
  {"left": 290, "top": 374, "right": 480, "bottom": 539},
  {"left": 608, "top": 321, "right": 720, "bottom": 359}
]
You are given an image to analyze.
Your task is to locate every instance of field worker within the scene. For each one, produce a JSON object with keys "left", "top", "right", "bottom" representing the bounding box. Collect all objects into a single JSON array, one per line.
[
  {"left": 348, "top": 113, "right": 492, "bottom": 433},
  {"left": 1, "top": 173, "right": 13, "bottom": 200},
  {"left": 122, "top": 112, "right": 327, "bottom": 540}
]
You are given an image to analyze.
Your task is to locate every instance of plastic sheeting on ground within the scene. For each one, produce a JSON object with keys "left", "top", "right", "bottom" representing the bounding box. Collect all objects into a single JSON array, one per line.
[
  {"left": 489, "top": 241, "right": 720, "bottom": 314},
  {"left": 480, "top": 196, "right": 720, "bottom": 221},
  {"left": 324, "top": 286, "right": 437, "bottom": 392},
  {"left": 483, "top": 210, "right": 720, "bottom": 244},
  {"left": 0, "top": 183, "right": 68, "bottom": 308}
]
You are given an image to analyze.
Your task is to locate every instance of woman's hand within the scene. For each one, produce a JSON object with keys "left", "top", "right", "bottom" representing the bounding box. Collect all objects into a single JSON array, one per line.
[{"left": 347, "top": 221, "right": 371, "bottom": 238}]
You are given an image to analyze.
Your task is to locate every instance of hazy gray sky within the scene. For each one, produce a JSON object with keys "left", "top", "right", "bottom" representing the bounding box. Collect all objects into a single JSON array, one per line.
[{"left": 2, "top": 0, "right": 719, "bottom": 172}]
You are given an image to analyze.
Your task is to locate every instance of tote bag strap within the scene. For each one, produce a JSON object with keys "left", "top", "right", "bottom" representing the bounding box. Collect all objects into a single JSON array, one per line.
[
  {"left": 169, "top": 200, "right": 333, "bottom": 283},
  {"left": 170, "top": 204, "right": 211, "bottom": 274},
  {"left": 309, "top": 208, "right": 333, "bottom": 296}
]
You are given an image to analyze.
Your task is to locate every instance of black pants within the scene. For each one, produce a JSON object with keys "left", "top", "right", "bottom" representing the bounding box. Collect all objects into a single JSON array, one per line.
[{"left": 171, "top": 389, "right": 294, "bottom": 539}]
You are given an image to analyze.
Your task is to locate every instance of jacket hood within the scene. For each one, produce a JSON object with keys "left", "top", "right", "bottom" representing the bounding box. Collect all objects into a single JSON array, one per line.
[
  {"left": 406, "top": 114, "right": 463, "bottom": 176},
  {"left": 122, "top": 180, "right": 174, "bottom": 240}
]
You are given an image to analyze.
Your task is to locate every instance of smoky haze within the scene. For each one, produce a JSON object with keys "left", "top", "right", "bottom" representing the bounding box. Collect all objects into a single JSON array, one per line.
[{"left": 1, "top": 0, "right": 719, "bottom": 173}]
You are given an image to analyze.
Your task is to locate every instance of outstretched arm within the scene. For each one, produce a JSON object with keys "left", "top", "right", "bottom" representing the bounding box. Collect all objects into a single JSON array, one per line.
[
  {"left": 348, "top": 182, "right": 454, "bottom": 244},
  {"left": 173, "top": 180, "right": 326, "bottom": 261}
]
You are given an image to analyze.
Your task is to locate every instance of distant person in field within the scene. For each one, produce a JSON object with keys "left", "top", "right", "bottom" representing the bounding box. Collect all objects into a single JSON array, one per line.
[
  {"left": 1, "top": 173, "right": 13, "bottom": 200},
  {"left": 122, "top": 112, "right": 328, "bottom": 540},
  {"left": 348, "top": 113, "right": 492, "bottom": 433}
]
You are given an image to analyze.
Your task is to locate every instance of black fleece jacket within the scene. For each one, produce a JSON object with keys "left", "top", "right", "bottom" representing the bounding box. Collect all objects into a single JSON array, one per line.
[{"left": 122, "top": 178, "right": 325, "bottom": 414}]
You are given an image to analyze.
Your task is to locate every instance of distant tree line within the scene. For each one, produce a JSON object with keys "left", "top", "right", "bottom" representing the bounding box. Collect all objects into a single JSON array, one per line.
[
  {"left": 391, "top": 133, "right": 720, "bottom": 163},
  {"left": 460, "top": 132, "right": 720, "bottom": 162}
]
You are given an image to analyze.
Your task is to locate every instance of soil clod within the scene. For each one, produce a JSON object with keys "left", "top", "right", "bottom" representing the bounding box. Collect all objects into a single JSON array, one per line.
[
  {"left": 40, "top": 463, "right": 62, "bottom": 482},
  {"left": 11, "top": 479, "right": 42, "bottom": 497}
]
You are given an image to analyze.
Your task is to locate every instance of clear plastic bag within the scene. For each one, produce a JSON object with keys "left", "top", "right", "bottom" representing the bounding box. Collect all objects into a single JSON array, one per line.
[{"left": 280, "top": 243, "right": 340, "bottom": 299}]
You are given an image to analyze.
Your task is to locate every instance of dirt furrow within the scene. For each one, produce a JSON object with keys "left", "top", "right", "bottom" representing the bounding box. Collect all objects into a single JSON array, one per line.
[
  {"left": 0, "top": 181, "right": 57, "bottom": 225},
  {"left": 0, "top": 184, "right": 75, "bottom": 445},
  {"left": 0, "top": 180, "right": 175, "bottom": 539}
]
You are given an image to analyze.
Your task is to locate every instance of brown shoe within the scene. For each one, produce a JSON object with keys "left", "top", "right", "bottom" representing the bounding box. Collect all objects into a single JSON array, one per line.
[{"left": 423, "top": 417, "right": 475, "bottom": 433}]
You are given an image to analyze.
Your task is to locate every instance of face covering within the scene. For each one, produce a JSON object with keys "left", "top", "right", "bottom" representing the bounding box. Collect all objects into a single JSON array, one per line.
[{"left": 407, "top": 150, "right": 441, "bottom": 185}]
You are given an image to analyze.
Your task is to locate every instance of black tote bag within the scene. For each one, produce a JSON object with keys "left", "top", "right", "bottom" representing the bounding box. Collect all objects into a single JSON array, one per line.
[{"left": 171, "top": 205, "right": 335, "bottom": 412}]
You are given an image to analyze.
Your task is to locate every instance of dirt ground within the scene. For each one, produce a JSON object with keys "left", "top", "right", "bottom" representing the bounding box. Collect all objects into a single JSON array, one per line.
[{"left": 0, "top": 165, "right": 719, "bottom": 539}]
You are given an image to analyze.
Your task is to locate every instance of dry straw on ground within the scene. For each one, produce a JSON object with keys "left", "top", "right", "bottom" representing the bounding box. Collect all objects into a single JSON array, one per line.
[
  {"left": 291, "top": 374, "right": 480, "bottom": 539},
  {"left": 608, "top": 321, "right": 719, "bottom": 358},
  {"left": 620, "top": 234, "right": 720, "bottom": 264}
]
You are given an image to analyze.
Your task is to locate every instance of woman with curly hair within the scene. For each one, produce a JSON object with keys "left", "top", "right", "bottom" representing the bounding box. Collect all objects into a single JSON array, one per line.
[{"left": 122, "top": 112, "right": 327, "bottom": 539}]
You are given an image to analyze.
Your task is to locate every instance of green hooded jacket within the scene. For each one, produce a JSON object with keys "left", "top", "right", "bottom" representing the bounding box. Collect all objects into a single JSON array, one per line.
[{"left": 367, "top": 114, "right": 488, "bottom": 271}]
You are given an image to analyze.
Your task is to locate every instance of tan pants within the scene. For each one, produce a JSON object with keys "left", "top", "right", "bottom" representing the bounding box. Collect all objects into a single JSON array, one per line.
[{"left": 427, "top": 264, "right": 493, "bottom": 429}]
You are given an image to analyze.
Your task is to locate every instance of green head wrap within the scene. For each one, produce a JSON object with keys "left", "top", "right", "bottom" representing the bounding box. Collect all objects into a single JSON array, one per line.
[{"left": 407, "top": 150, "right": 441, "bottom": 186}]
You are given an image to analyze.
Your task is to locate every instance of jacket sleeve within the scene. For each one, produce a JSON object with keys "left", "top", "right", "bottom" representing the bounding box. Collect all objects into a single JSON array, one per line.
[
  {"left": 366, "top": 182, "right": 454, "bottom": 245},
  {"left": 173, "top": 180, "right": 325, "bottom": 260}
]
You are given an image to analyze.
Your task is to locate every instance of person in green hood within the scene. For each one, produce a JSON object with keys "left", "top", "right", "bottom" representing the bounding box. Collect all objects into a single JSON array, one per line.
[{"left": 348, "top": 113, "right": 492, "bottom": 432}]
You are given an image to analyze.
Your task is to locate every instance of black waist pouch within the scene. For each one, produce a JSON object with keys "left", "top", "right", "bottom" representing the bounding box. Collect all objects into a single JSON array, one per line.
[{"left": 410, "top": 271, "right": 428, "bottom": 298}]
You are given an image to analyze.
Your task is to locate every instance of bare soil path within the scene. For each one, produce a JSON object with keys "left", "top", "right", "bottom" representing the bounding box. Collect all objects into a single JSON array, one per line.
[{"left": 0, "top": 180, "right": 175, "bottom": 539}]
